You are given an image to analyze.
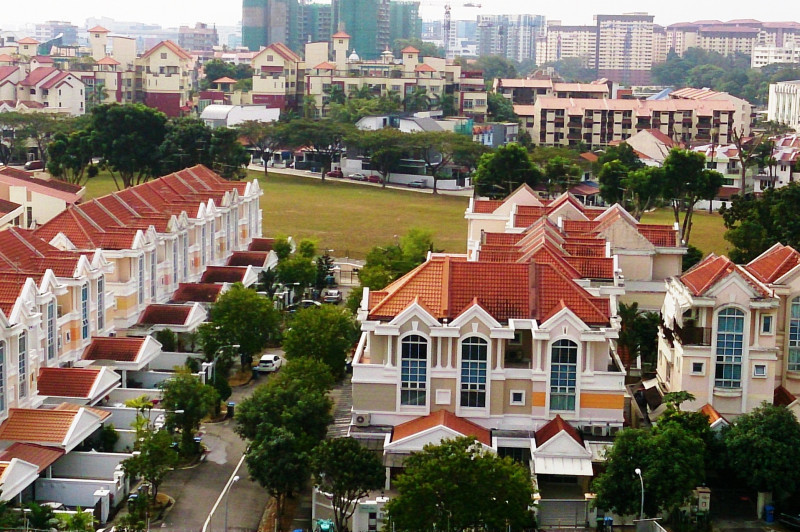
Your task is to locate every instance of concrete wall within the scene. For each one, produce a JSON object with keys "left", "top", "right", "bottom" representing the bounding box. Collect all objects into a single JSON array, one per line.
[
  {"left": 51, "top": 452, "right": 131, "bottom": 480},
  {"left": 107, "top": 388, "right": 163, "bottom": 405},
  {"left": 149, "top": 351, "right": 203, "bottom": 371},
  {"left": 128, "top": 370, "right": 176, "bottom": 388},
  {"left": 114, "top": 429, "right": 138, "bottom": 452},
  {"left": 99, "top": 406, "right": 167, "bottom": 429},
  {"left": 35, "top": 478, "right": 123, "bottom": 510}
]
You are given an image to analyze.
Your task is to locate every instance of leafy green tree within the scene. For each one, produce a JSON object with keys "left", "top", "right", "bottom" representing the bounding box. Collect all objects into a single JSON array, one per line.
[
  {"left": 725, "top": 403, "right": 800, "bottom": 498},
  {"left": 46, "top": 129, "right": 97, "bottom": 185},
  {"left": 154, "top": 328, "right": 177, "bottom": 352},
  {"left": 26, "top": 502, "right": 58, "bottom": 530},
  {"left": 595, "top": 142, "right": 644, "bottom": 173},
  {"left": 439, "top": 93, "right": 457, "bottom": 117},
  {"left": 682, "top": 244, "right": 704, "bottom": 271},
  {"left": 315, "top": 251, "right": 335, "bottom": 290},
  {"left": 122, "top": 428, "right": 179, "bottom": 500},
  {"left": 474, "top": 143, "right": 541, "bottom": 198},
  {"left": 593, "top": 423, "right": 705, "bottom": 517},
  {"left": 386, "top": 437, "right": 535, "bottom": 531},
  {"left": 273, "top": 237, "right": 293, "bottom": 261},
  {"left": 90, "top": 103, "right": 168, "bottom": 189},
  {"left": 394, "top": 38, "right": 443, "bottom": 58},
  {"left": 474, "top": 55, "right": 517, "bottom": 80},
  {"left": 324, "top": 84, "right": 347, "bottom": 106},
  {"left": 353, "top": 128, "right": 409, "bottom": 186},
  {"left": 277, "top": 254, "right": 316, "bottom": 293},
  {"left": 487, "top": 92, "right": 516, "bottom": 122},
  {"left": 544, "top": 156, "right": 581, "bottom": 196},
  {"left": 283, "top": 305, "right": 358, "bottom": 379},
  {"left": 159, "top": 117, "right": 213, "bottom": 173},
  {"left": 238, "top": 120, "right": 285, "bottom": 175},
  {"left": 281, "top": 119, "right": 355, "bottom": 180},
  {"left": 358, "top": 228, "right": 434, "bottom": 289},
  {"left": 278, "top": 357, "right": 335, "bottom": 395},
  {"left": 403, "top": 86, "right": 432, "bottom": 113},
  {"left": 160, "top": 369, "right": 220, "bottom": 456},
  {"left": 617, "top": 303, "right": 660, "bottom": 368},
  {"left": 543, "top": 57, "right": 595, "bottom": 82},
  {"left": 210, "top": 126, "right": 250, "bottom": 179},
  {"left": 622, "top": 166, "right": 665, "bottom": 220},
  {"left": 406, "top": 130, "right": 482, "bottom": 194},
  {"left": 58, "top": 508, "right": 95, "bottom": 532},
  {"left": 199, "top": 283, "right": 281, "bottom": 366},
  {"left": 661, "top": 148, "right": 724, "bottom": 245},
  {"left": 312, "top": 438, "right": 385, "bottom": 532},
  {"left": 246, "top": 427, "right": 310, "bottom": 532},
  {"left": 686, "top": 64, "right": 726, "bottom": 89}
]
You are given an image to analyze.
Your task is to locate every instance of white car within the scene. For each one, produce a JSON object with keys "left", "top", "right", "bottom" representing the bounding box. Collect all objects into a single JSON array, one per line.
[{"left": 257, "top": 354, "right": 283, "bottom": 373}]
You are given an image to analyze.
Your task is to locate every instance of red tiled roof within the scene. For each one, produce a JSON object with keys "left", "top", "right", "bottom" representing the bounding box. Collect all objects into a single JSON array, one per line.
[
  {"left": 88, "top": 26, "right": 110, "bottom": 33},
  {"left": 248, "top": 237, "right": 275, "bottom": 252},
  {"left": 37, "top": 367, "right": 101, "bottom": 398},
  {"left": 0, "top": 66, "right": 19, "bottom": 82},
  {"left": 415, "top": 63, "right": 437, "bottom": 72},
  {"left": 0, "top": 166, "right": 83, "bottom": 195},
  {"left": 16, "top": 38, "right": 39, "bottom": 45},
  {"left": 53, "top": 402, "right": 112, "bottom": 421},
  {"left": 226, "top": 251, "right": 269, "bottom": 267},
  {"left": 332, "top": 31, "right": 352, "bottom": 39},
  {"left": 774, "top": 386, "right": 797, "bottom": 407},
  {"left": 747, "top": 244, "right": 800, "bottom": 284},
  {"left": 638, "top": 225, "right": 678, "bottom": 247},
  {"left": 680, "top": 254, "right": 735, "bottom": 295},
  {"left": 213, "top": 76, "right": 237, "bottom": 84},
  {"left": 82, "top": 336, "right": 145, "bottom": 363},
  {"left": 96, "top": 56, "right": 120, "bottom": 66},
  {"left": 32, "top": 55, "right": 54, "bottom": 64},
  {"left": 0, "top": 443, "right": 64, "bottom": 473},
  {"left": 473, "top": 200, "right": 503, "bottom": 214},
  {"left": 698, "top": 403, "right": 727, "bottom": 425},
  {"left": 0, "top": 198, "right": 21, "bottom": 215},
  {"left": 535, "top": 414, "right": 582, "bottom": 446},
  {"left": 264, "top": 42, "right": 303, "bottom": 63},
  {"left": 141, "top": 40, "right": 192, "bottom": 61},
  {"left": 201, "top": 266, "right": 247, "bottom": 283},
  {"left": 0, "top": 409, "right": 77, "bottom": 444},
  {"left": 313, "top": 62, "right": 336, "bottom": 70},
  {"left": 391, "top": 410, "right": 491, "bottom": 445},
  {"left": 172, "top": 282, "right": 223, "bottom": 303},
  {"left": 137, "top": 304, "right": 192, "bottom": 326},
  {"left": 400, "top": 45, "right": 420, "bottom": 53},
  {"left": 19, "top": 67, "right": 58, "bottom": 87},
  {"left": 39, "top": 71, "right": 72, "bottom": 90}
]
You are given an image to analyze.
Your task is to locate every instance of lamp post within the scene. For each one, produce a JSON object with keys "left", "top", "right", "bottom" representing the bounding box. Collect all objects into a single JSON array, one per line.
[
  {"left": 634, "top": 468, "right": 644, "bottom": 521},
  {"left": 224, "top": 475, "right": 240, "bottom": 532}
]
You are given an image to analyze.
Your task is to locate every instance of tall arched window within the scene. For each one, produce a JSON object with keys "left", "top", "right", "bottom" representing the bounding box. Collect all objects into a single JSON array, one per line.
[
  {"left": 715, "top": 307, "right": 745, "bottom": 388},
  {"left": 400, "top": 335, "right": 427, "bottom": 406},
  {"left": 460, "top": 337, "right": 488, "bottom": 408},
  {"left": 47, "top": 300, "right": 56, "bottom": 360},
  {"left": 550, "top": 339, "right": 578, "bottom": 411},
  {"left": 790, "top": 297, "right": 800, "bottom": 371},
  {"left": 18, "top": 332, "right": 27, "bottom": 398}
]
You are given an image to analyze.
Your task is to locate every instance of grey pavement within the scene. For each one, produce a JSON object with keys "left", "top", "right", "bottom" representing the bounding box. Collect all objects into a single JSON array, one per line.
[{"left": 158, "top": 380, "right": 266, "bottom": 532}]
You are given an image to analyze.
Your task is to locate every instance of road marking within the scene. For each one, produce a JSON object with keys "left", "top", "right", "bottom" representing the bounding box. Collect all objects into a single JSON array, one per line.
[{"left": 201, "top": 452, "right": 247, "bottom": 532}]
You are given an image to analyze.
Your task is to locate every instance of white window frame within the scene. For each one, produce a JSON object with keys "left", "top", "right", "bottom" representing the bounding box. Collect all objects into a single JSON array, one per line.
[
  {"left": 399, "top": 334, "right": 428, "bottom": 408},
  {"left": 81, "top": 283, "right": 90, "bottom": 340},
  {"left": 97, "top": 276, "right": 105, "bottom": 332},
  {"left": 550, "top": 339, "right": 578, "bottom": 411},
  {"left": 0, "top": 340, "right": 6, "bottom": 412},
  {"left": 18, "top": 332, "right": 26, "bottom": 399},
  {"left": 761, "top": 314, "right": 774, "bottom": 335},
  {"left": 137, "top": 255, "right": 145, "bottom": 304},
  {"left": 47, "top": 301, "right": 56, "bottom": 360},
  {"left": 753, "top": 364, "right": 767, "bottom": 378},
  {"left": 691, "top": 361, "right": 705, "bottom": 375},
  {"left": 509, "top": 390, "right": 526, "bottom": 406}
]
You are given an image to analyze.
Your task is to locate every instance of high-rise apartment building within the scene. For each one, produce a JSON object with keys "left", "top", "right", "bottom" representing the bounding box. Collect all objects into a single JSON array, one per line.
[
  {"left": 302, "top": 3, "right": 334, "bottom": 44},
  {"left": 390, "top": 2, "right": 422, "bottom": 48},
  {"left": 332, "top": 0, "right": 391, "bottom": 60},
  {"left": 535, "top": 23, "right": 597, "bottom": 68},
  {"left": 594, "top": 13, "right": 654, "bottom": 85},
  {"left": 477, "top": 14, "right": 545, "bottom": 62},
  {"left": 34, "top": 21, "right": 79, "bottom": 46},
  {"left": 178, "top": 23, "right": 219, "bottom": 52},
  {"left": 242, "top": 0, "right": 303, "bottom": 52},
  {"left": 667, "top": 20, "right": 800, "bottom": 57}
]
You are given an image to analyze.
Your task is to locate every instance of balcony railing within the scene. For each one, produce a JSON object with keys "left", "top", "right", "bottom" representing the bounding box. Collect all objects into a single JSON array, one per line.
[{"left": 677, "top": 325, "right": 712, "bottom": 346}]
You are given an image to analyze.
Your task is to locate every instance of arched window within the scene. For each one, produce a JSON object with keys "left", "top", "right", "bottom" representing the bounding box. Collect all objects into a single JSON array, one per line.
[
  {"left": 550, "top": 339, "right": 578, "bottom": 411},
  {"left": 400, "top": 335, "right": 427, "bottom": 406},
  {"left": 18, "top": 332, "right": 27, "bottom": 398},
  {"left": 715, "top": 307, "right": 745, "bottom": 388},
  {"left": 789, "top": 297, "right": 800, "bottom": 371},
  {"left": 460, "top": 337, "right": 488, "bottom": 408}
]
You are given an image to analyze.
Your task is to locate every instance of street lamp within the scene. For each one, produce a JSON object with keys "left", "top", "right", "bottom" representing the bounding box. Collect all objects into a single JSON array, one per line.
[
  {"left": 224, "top": 475, "right": 240, "bottom": 532},
  {"left": 634, "top": 468, "right": 644, "bottom": 520}
]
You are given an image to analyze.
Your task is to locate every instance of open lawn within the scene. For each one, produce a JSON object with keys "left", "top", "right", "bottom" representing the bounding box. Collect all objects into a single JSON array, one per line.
[
  {"left": 82, "top": 170, "right": 731, "bottom": 260},
  {"left": 640, "top": 208, "right": 730, "bottom": 257}
]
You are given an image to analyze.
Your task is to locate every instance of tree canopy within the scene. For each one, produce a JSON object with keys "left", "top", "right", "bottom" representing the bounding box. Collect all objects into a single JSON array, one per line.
[
  {"left": 386, "top": 437, "right": 535, "bottom": 531},
  {"left": 283, "top": 305, "right": 359, "bottom": 379},
  {"left": 474, "top": 55, "right": 518, "bottom": 80},
  {"left": 159, "top": 368, "right": 219, "bottom": 456},
  {"left": 122, "top": 428, "right": 179, "bottom": 500},
  {"left": 474, "top": 142, "right": 541, "bottom": 198},
  {"left": 487, "top": 92, "right": 517, "bottom": 122},
  {"left": 280, "top": 119, "right": 355, "bottom": 180}
]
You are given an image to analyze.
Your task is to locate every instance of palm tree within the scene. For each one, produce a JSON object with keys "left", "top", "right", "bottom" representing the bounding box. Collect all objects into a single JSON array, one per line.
[
  {"left": 352, "top": 84, "right": 375, "bottom": 100},
  {"left": 403, "top": 86, "right": 431, "bottom": 113}
]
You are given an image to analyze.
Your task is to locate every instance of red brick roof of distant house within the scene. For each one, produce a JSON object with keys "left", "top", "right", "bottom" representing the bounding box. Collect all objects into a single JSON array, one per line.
[
  {"left": 88, "top": 26, "right": 110, "bottom": 33},
  {"left": 37, "top": 367, "right": 103, "bottom": 399},
  {"left": 213, "top": 77, "right": 237, "bottom": 84},
  {"left": 82, "top": 336, "right": 146, "bottom": 363},
  {"left": 40, "top": 71, "right": 72, "bottom": 90},
  {"left": 248, "top": 237, "right": 275, "bottom": 252},
  {"left": 414, "top": 63, "right": 437, "bottom": 72},
  {"left": 681, "top": 253, "right": 771, "bottom": 297},
  {"left": 19, "top": 67, "right": 58, "bottom": 87},
  {"left": 535, "top": 414, "right": 582, "bottom": 446},
  {"left": 16, "top": 38, "right": 39, "bottom": 45},
  {"left": 391, "top": 409, "right": 491, "bottom": 445},
  {"left": 400, "top": 45, "right": 420, "bottom": 53},
  {"left": 141, "top": 40, "right": 192, "bottom": 61},
  {"left": 0, "top": 443, "right": 64, "bottom": 473},
  {"left": 96, "top": 56, "right": 120, "bottom": 66},
  {"left": 171, "top": 283, "right": 223, "bottom": 304},
  {"left": 332, "top": 31, "right": 352, "bottom": 39},
  {"left": 746, "top": 244, "right": 800, "bottom": 284},
  {"left": 0, "top": 198, "right": 20, "bottom": 215},
  {"left": 137, "top": 304, "right": 192, "bottom": 326}
]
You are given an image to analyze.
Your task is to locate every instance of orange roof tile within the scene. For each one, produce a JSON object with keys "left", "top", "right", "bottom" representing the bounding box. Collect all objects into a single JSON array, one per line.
[
  {"left": 698, "top": 403, "right": 726, "bottom": 425},
  {"left": 213, "top": 76, "right": 237, "bottom": 84},
  {"left": 747, "top": 244, "right": 800, "bottom": 284},
  {"left": 137, "top": 304, "right": 192, "bottom": 326},
  {"left": 82, "top": 336, "right": 145, "bottom": 363},
  {"left": 226, "top": 251, "right": 269, "bottom": 267},
  {"left": 53, "top": 402, "right": 112, "bottom": 421},
  {"left": 332, "top": 31, "right": 352, "bottom": 39},
  {"left": 16, "top": 38, "right": 39, "bottom": 45},
  {"left": 313, "top": 61, "right": 336, "bottom": 70},
  {"left": 88, "top": 26, "right": 110, "bottom": 33},
  {"left": 37, "top": 367, "right": 101, "bottom": 398},
  {"left": 0, "top": 443, "right": 64, "bottom": 472},
  {"left": 0, "top": 409, "right": 77, "bottom": 444},
  {"left": 535, "top": 414, "right": 582, "bottom": 446},
  {"left": 141, "top": 40, "right": 192, "bottom": 61},
  {"left": 96, "top": 56, "right": 120, "bottom": 66},
  {"left": 391, "top": 410, "right": 491, "bottom": 445},
  {"left": 400, "top": 45, "right": 420, "bottom": 53},
  {"left": 172, "top": 283, "right": 223, "bottom": 304},
  {"left": 472, "top": 200, "right": 503, "bottom": 214},
  {"left": 414, "top": 63, "right": 437, "bottom": 72}
]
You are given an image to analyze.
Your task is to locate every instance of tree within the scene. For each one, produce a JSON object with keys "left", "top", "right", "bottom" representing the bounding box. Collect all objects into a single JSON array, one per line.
[
  {"left": 595, "top": 142, "right": 644, "bottom": 173},
  {"left": 159, "top": 369, "right": 219, "bottom": 456},
  {"left": 90, "top": 103, "right": 168, "bottom": 189},
  {"left": 154, "top": 328, "right": 177, "bottom": 352},
  {"left": 487, "top": 92, "right": 516, "bottom": 122},
  {"left": 473, "top": 143, "right": 541, "bottom": 198},
  {"left": 598, "top": 160, "right": 629, "bottom": 205},
  {"left": 209, "top": 126, "right": 250, "bottom": 180},
  {"left": 358, "top": 228, "right": 434, "bottom": 289},
  {"left": 238, "top": 120, "right": 285, "bottom": 175},
  {"left": 386, "top": 437, "right": 535, "bottom": 531},
  {"left": 544, "top": 156, "right": 582, "bottom": 196},
  {"left": 312, "top": 438, "right": 385, "bottom": 532},
  {"left": 394, "top": 38, "right": 443, "bottom": 58},
  {"left": 353, "top": 128, "right": 409, "bottom": 187},
  {"left": 661, "top": 148, "right": 724, "bottom": 245},
  {"left": 622, "top": 166, "right": 665, "bottom": 220},
  {"left": 731, "top": 127, "right": 762, "bottom": 195},
  {"left": 474, "top": 55, "right": 517, "bottom": 80},
  {"left": 159, "top": 117, "right": 213, "bottom": 174},
  {"left": 315, "top": 251, "right": 335, "bottom": 290},
  {"left": 26, "top": 502, "right": 58, "bottom": 530},
  {"left": 543, "top": 58, "right": 596, "bottom": 82},
  {"left": 246, "top": 427, "right": 310, "bottom": 532},
  {"left": 725, "top": 403, "right": 800, "bottom": 498},
  {"left": 276, "top": 239, "right": 317, "bottom": 294},
  {"left": 406, "top": 130, "right": 478, "bottom": 194},
  {"left": 439, "top": 93, "right": 457, "bottom": 117},
  {"left": 283, "top": 305, "right": 358, "bottom": 379},
  {"left": 122, "top": 428, "right": 179, "bottom": 501},
  {"left": 403, "top": 86, "right": 432, "bottom": 113},
  {"left": 46, "top": 129, "right": 98, "bottom": 185},
  {"left": 199, "top": 283, "right": 281, "bottom": 366},
  {"left": 281, "top": 119, "right": 354, "bottom": 180},
  {"left": 278, "top": 357, "right": 335, "bottom": 395},
  {"left": 617, "top": 303, "right": 660, "bottom": 368},
  {"left": 593, "top": 423, "right": 705, "bottom": 517},
  {"left": 15, "top": 112, "right": 66, "bottom": 166}
]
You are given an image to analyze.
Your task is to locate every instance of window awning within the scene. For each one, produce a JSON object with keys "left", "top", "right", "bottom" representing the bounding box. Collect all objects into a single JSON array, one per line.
[{"left": 533, "top": 456, "right": 593, "bottom": 477}]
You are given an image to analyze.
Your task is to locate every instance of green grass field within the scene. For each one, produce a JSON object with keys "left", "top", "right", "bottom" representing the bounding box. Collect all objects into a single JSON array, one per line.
[{"left": 82, "top": 170, "right": 729, "bottom": 259}]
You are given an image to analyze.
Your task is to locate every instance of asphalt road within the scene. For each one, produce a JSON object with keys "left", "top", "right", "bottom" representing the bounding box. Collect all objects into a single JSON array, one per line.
[{"left": 159, "top": 379, "right": 266, "bottom": 532}]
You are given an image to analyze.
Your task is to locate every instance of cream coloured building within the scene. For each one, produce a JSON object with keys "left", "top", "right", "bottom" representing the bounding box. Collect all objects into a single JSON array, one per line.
[{"left": 768, "top": 80, "right": 800, "bottom": 131}]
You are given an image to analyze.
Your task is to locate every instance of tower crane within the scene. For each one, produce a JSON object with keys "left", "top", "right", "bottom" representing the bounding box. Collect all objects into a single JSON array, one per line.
[{"left": 422, "top": 0, "right": 482, "bottom": 58}]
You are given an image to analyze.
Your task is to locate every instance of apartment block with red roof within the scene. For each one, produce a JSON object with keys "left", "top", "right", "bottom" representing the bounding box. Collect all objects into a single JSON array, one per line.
[
  {"left": 251, "top": 43, "right": 304, "bottom": 111},
  {"left": 136, "top": 40, "right": 195, "bottom": 117}
]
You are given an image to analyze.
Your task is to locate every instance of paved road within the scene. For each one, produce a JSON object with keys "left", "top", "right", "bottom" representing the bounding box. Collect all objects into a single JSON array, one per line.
[{"left": 159, "top": 379, "right": 265, "bottom": 532}]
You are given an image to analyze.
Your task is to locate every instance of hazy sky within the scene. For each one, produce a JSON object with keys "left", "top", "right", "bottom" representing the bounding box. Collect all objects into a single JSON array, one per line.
[{"left": 4, "top": 0, "right": 800, "bottom": 31}]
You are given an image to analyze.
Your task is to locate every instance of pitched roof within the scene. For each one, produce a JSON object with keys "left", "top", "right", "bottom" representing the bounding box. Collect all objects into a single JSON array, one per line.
[
  {"left": 16, "top": 38, "right": 39, "bottom": 45},
  {"left": 248, "top": 237, "right": 275, "bottom": 251},
  {"left": 391, "top": 409, "right": 491, "bottom": 445},
  {"left": 746, "top": 244, "right": 800, "bottom": 284},
  {"left": 0, "top": 166, "right": 83, "bottom": 196},
  {"left": 82, "top": 336, "right": 145, "bottom": 363},
  {"left": 0, "top": 409, "right": 78, "bottom": 444},
  {"left": 96, "top": 56, "right": 120, "bottom": 66},
  {"left": 265, "top": 42, "right": 303, "bottom": 63},
  {"left": 171, "top": 282, "right": 223, "bottom": 303},
  {"left": 313, "top": 62, "right": 336, "bottom": 70},
  {"left": 0, "top": 198, "right": 21, "bottom": 215},
  {"left": 226, "top": 251, "right": 269, "bottom": 267},
  {"left": 19, "top": 67, "right": 58, "bottom": 87},
  {"left": 400, "top": 45, "right": 420, "bottom": 53},
  {"left": 141, "top": 40, "right": 192, "bottom": 61},
  {"left": 681, "top": 253, "right": 770, "bottom": 297},
  {"left": 414, "top": 63, "right": 437, "bottom": 72},
  {"left": 213, "top": 76, "right": 237, "bottom": 84},
  {"left": 37, "top": 367, "right": 102, "bottom": 399},
  {"left": 88, "top": 26, "right": 110, "bottom": 33},
  {"left": 40, "top": 71, "right": 72, "bottom": 90},
  {"left": 200, "top": 266, "right": 247, "bottom": 283},
  {"left": 332, "top": 31, "right": 352, "bottom": 39},
  {"left": 52, "top": 402, "right": 112, "bottom": 421},
  {"left": 698, "top": 403, "right": 727, "bottom": 425},
  {"left": 137, "top": 304, "right": 192, "bottom": 326},
  {"left": 535, "top": 414, "right": 582, "bottom": 446},
  {"left": 472, "top": 199, "right": 503, "bottom": 214},
  {"left": 774, "top": 386, "right": 797, "bottom": 407},
  {"left": 0, "top": 443, "right": 64, "bottom": 473}
]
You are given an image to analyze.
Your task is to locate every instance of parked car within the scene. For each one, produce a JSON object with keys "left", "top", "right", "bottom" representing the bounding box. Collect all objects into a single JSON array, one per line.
[
  {"left": 24, "top": 160, "right": 43, "bottom": 170},
  {"left": 349, "top": 173, "right": 367, "bottom": 181},
  {"left": 408, "top": 180, "right": 427, "bottom": 189},
  {"left": 256, "top": 353, "right": 283, "bottom": 373},
  {"left": 326, "top": 169, "right": 344, "bottom": 178},
  {"left": 366, "top": 175, "right": 382, "bottom": 184},
  {"left": 286, "top": 299, "right": 322, "bottom": 312},
  {"left": 322, "top": 289, "right": 343, "bottom": 304}
]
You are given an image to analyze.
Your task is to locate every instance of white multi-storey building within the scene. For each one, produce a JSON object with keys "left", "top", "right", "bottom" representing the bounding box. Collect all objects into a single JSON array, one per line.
[{"left": 768, "top": 80, "right": 800, "bottom": 131}]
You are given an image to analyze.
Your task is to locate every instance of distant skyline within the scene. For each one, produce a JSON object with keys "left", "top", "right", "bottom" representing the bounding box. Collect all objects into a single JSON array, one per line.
[{"left": 4, "top": 0, "right": 800, "bottom": 32}]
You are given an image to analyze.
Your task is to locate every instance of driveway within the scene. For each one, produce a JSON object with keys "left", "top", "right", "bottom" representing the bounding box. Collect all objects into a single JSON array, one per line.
[{"left": 158, "top": 380, "right": 265, "bottom": 532}]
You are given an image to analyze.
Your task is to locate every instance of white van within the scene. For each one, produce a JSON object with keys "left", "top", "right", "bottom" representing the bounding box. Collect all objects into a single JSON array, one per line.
[{"left": 257, "top": 353, "right": 282, "bottom": 373}]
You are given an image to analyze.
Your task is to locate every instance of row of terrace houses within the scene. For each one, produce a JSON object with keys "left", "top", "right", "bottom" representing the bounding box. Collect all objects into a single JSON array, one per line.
[{"left": 347, "top": 186, "right": 687, "bottom": 524}]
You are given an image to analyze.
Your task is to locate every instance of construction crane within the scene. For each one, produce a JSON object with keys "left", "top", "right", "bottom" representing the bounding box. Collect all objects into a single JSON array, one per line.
[{"left": 422, "top": 0, "right": 482, "bottom": 58}]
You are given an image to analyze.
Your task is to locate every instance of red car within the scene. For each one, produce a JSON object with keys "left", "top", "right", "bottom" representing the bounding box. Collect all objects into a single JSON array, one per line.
[
  {"left": 366, "top": 175, "right": 383, "bottom": 184},
  {"left": 326, "top": 169, "right": 344, "bottom": 178}
]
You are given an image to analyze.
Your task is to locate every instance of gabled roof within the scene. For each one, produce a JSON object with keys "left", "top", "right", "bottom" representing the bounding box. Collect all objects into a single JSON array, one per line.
[
  {"left": 746, "top": 244, "right": 800, "bottom": 284},
  {"left": 0, "top": 199, "right": 21, "bottom": 215},
  {"left": 414, "top": 63, "right": 437, "bottom": 73},
  {"left": 82, "top": 336, "right": 146, "bottom": 363},
  {"left": 141, "top": 40, "right": 192, "bottom": 61},
  {"left": 88, "top": 26, "right": 110, "bottom": 33},
  {"left": 96, "top": 56, "right": 120, "bottom": 66},
  {"left": 313, "top": 62, "right": 336, "bottom": 70},
  {"left": 39, "top": 71, "right": 72, "bottom": 90},
  {"left": 213, "top": 76, "right": 237, "bottom": 84},
  {"left": 0, "top": 443, "right": 64, "bottom": 473},
  {"left": 332, "top": 31, "right": 352, "bottom": 39},
  {"left": 400, "top": 45, "right": 420, "bottom": 53},
  {"left": 19, "top": 67, "right": 58, "bottom": 87},
  {"left": 37, "top": 367, "right": 119, "bottom": 401},
  {"left": 0, "top": 166, "right": 83, "bottom": 198},
  {"left": 248, "top": 237, "right": 275, "bottom": 251},
  {"left": 0, "top": 408, "right": 89, "bottom": 446},
  {"left": 774, "top": 386, "right": 797, "bottom": 407},
  {"left": 391, "top": 410, "right": 491, "bottom": 445},
  {"left": 16, "top": 38, "right": 39, "bottom": 45},
  {"left": 201, "top": 266, "right": 247, "bottom": 283},
  {"left": 137, "top": 304, "right": 192, "bottom": 326},
  {"left": 226, "top": 251, "right": 269, "bottom": 267},
  {"left": 172, "top": 282, "right": 223, "bottom": 304},
  {"left": 681, "top": 253, "right": 771, "bottom": 297},
  {"left": 535, "top": 414, "right": 582, "bottom": 446}
]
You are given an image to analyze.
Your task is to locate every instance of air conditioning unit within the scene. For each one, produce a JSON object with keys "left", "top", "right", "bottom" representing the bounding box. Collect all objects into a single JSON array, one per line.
[{"left": 353, "top": 413, "right": 371, "bottom": 427}]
